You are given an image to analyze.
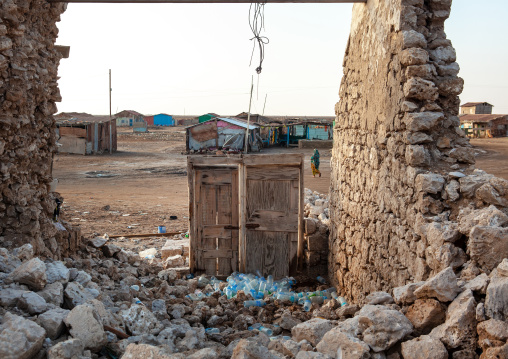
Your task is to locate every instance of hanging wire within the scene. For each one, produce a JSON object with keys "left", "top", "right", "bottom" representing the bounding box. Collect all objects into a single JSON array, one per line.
[{"left": 249, "top": 2, "right": 269, "bottom": 75}]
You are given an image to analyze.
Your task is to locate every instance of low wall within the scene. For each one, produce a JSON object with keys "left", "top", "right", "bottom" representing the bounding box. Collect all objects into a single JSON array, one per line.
[{"left": 299, "top": 140, "right": 333, "bottom": 149}]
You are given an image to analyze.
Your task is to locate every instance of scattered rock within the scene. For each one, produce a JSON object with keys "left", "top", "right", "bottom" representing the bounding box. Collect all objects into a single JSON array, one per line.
[
  {"left": 0, "top": 312, "right": 46, "bottom": 359},
  {"left": 38, "top": 307, "right": 70, "bottom": 340},
  {"left": 64, "top": 305, "right": 107, "bottom": 352},
  {"left": 291, "top": 318, "right": 334, "bottom": 346},
  {"left": 400, "top": 335, "right": 448, "bottom": 359},
  {"left": 414, "top": 267, "right": 461, "bottom": 302},
  {"left": 8, "top": 258, "right": 47, "bottom": 291}
]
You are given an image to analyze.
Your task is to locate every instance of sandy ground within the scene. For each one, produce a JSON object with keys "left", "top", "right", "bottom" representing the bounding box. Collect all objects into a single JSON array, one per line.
[
  {"left": 470, "top": 137, "right": 508, "bottom": 180},
  {"left": 53, "top": 128, "right": 508, "bottom": 243},
  {"left": 53, "top": 127, "right": 332, "bottom": 241}
]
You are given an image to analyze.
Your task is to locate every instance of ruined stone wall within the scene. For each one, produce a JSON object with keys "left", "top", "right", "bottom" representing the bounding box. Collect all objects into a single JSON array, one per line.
[
  {"left": 330, "top": 0, "right": 508, "bottom": 302},
  {"left": 0, "top": 0, "right": 68, "bottom": 256}
]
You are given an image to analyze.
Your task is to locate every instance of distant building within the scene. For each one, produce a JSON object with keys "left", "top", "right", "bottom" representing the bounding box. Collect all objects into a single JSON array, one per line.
[
  {"left": 153, "top": 114, "right": 174, "bottom": 126},
  {"left": 55, "top": 112, "right": 117, "bottom": 155},
  {"left": 460, "top": 102, "right": 494, "bottom": 115},
  {"left": 460, "top": 114, "right": 508, "bottom": 138},
  {"left": 198, "top": 113, "right": 219, "bottom": 124},
  {"left": 115, "top": 110, "right": 144, "bottom": 127},
  {"left": 186, "top": 117, "right": 261, "bottom": 152}
]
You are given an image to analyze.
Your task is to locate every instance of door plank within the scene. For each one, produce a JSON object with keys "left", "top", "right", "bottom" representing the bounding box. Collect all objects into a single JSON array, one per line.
[
  {"left": 217, "top": 183, "right": 233, "bottom": 276},
  {"left": 246, "top": 210, "right": 298, "bottom": 232}
]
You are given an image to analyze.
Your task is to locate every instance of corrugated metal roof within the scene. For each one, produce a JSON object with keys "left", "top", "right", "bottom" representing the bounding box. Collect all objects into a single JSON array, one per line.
[
  {"left": 56, "top": 113, "right": 115, "bottom": 125},
  {"left": 460, "top": 114, "right": 508, "bottom": 123},
  {"left": 461, "top": 102, "right": 493, "bottom": 108},
  {"left": 186, "top": 117, "right": 259, "bottom": 130}
]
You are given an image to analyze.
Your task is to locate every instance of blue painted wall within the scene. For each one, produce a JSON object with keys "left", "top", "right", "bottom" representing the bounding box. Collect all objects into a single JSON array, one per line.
[{"left": 154, "top": 114, "right": 174, "bottom": 126}]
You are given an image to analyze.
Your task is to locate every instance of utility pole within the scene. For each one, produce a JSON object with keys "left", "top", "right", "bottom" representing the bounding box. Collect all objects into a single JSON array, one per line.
[
  {"left": 244, "top": 76, "right": 254, "bottom": 154},
  {"left": 262, "top": 94, "right": 268, "bottom": 116},
  {"left": 109, "top": 69, "right": 112, "bottom": 154},
  {"left": 109, "top": 69, "right": 112, "bottom": 119}
]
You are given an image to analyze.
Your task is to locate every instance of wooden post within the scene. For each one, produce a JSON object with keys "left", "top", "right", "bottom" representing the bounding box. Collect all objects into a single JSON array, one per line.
[
  {"left": 187, "top": 157, "right": 196, "bottom": 272},
  {"left": 238, "top": 161, "right": 247, "bottom": 272},
  {"left": 244, "top": 76, "right": 254, "bottom": 154},
  {"left": 298, "top": 154, "right": 305, "bottom": 270}
]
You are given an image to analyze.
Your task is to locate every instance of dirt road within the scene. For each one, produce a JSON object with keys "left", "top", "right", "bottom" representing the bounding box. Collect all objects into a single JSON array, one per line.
[
  {"left": 53, "top": 128, "right": 507, "bottom": 241},
  {"left": 53, "top": 127, "right": 331, "bottom": 239},
  {"left": 470, "top": 137, "right": 508, "bottom": 180}
]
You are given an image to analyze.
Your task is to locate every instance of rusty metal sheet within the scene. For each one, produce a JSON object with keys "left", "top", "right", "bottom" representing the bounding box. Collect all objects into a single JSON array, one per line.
[{"left": 190, "top": 122, "right": 218, "bottom": 143}]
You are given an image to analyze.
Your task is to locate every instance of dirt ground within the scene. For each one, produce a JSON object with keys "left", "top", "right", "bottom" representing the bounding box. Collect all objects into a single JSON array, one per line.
[
  {"left": 53, "top": 128, "right": 508, "bottom": 246},
  {"left": 470, "top": 137, "right": 508, "bottom": 181},
  {"left": 53, "top": 127, "right": 332, "bottom": 243}
]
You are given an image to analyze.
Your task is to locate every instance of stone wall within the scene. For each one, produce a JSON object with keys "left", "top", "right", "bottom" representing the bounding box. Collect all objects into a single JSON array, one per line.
[
  {"left": 330, "top": 0, "right": 508, "bottom": 303},
  {"left": 0, "top": 0, "right": 70, "bottom": 257}
]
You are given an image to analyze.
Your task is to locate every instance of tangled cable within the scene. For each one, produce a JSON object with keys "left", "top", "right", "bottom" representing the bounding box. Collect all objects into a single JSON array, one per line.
[{"left": 249, "top": 2, "right": 269, "bottom": 74}]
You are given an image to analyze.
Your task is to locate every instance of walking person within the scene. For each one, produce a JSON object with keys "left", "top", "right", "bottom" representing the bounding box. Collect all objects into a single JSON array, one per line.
[{"left": 311, "top": 149, "right": 321, "bottom": 178}]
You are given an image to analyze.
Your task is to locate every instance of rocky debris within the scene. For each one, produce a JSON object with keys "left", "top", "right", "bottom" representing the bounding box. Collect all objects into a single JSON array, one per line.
[
  {"left": 8, "top": 258, "right": 47, "bottom": 291},
  {"left": 64, "top": 305, "right": 108, "bottom": 352},
  {"left": 0, "top": 312, "right": 46, "bottom": 359},
  {"left": 400, "top": 335, "right": 448, "bottom": 359},
  {"left": 17, "top": 291, "right": 48, "bottom": 314},
  {"left": 405, "top": 299, "right": 446, "bottom": 335},
  {"left": 47, "top": 338, "right": 86, "bottom": 359},
  {"left": 37, "top": 307, "right": 70, "bottom": 340},
  {"left": 316, "top": 328, "right": 370, "bottom": 358},
  {"left": 304, "top": 190, "right": 330, "bottom": 273},
  {"left": 291, "top": 318, "right": 333, "bottom": 346},
  {"left": 89, "top": 236, "right": 107, "bottom": 248},
  {"left": 357, "top": 305, "right": 413, "bottom": 352},
  {"left": 1, "top": 238, "right": 507, "bottom": 359},
  {"left": 414, "top": 267, "right": 461, "bottom": 302},
  {"left": 45, "top": 261, "right": 70, "bottom": 284}
]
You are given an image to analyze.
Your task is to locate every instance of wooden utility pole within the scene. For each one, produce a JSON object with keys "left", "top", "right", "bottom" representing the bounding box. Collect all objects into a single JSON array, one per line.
[
  {"left": 262, "top": 93, "right": 267, "bottom": 116},
  {"left": 109, "top": 69, "right": 112, "bottom": 119},
  {"left": 244, "top": 75, "right": 254, "bottom": 154},
  {"left": 109, "top": 69, "right": 112, "bottom": 154}
]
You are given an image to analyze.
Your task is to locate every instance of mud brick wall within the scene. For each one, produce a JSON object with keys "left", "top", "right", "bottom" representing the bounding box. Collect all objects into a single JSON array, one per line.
[
  {"left": 0, "top": 0, "right": 67, "bottom": 256},
  {"left": 330, "top": 0, "right": 508, "bottom": 303}
]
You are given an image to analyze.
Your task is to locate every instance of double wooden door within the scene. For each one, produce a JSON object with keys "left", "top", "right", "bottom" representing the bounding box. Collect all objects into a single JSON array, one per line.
[{"left": 188, "top": 155, "right": 303, "bottom": 278}]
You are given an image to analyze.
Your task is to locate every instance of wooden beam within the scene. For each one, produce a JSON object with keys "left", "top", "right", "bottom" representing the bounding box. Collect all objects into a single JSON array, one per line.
[
  {"left": 48, "top": 0, "right": 366, "bottom": 3},
  {"left": 108, "top": 231, "right": 183, "bottom": 238}
]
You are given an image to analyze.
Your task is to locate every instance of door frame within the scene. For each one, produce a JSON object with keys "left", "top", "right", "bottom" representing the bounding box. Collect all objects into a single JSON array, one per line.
[{"left": 188, "top": 154, "right": 304, "bottom": 276}]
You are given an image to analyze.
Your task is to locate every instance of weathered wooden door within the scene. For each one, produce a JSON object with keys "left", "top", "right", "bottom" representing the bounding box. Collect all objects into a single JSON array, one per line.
[
  {"left": 192, "top": 167, "right": 239, "bottom": 276},
  {"left": 243, "top": 164, "right": 301, "bottom": 278}
]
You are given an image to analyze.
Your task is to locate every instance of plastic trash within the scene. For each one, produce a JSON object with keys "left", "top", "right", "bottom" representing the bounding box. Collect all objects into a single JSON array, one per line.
[
  {"left": 244, "top": 300, "right": 266, "bottom": 307},
  {"left": 338, "top": 296, "right": 348, "bottom": 307},
  {"left": 316, "top": 276, "right": 326, "bottom": 284},
  {"left": 248, "top": 323, "right": 262, "bottom": 330},
  {"left": 133, "top": 297, "right": 143, "bottom": 305},
  {"left": 205, "top": 328, "right": 220, "bottom": 334},
  {"left": 186, "top": 273, "right": 195, "bottom": 279},
  {"left": 130, "top": 285, "right": 140, "bottom": 291},
  {"left": 310, "top": 296, "right": 324, "bottom": 305},
  {"left": 303, "top": 299, "right": 312, "bottom": 312},
  {"left": 259, "top": 326, "right": 273, "bottom": 336}
]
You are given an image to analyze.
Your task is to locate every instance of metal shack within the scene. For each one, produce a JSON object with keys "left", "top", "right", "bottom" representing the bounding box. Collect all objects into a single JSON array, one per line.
[
  {"left": 187, "top": 154, "right": 304, "bottom": 279},
  {"left": 55, "top": 113, "right": 117, "bottom": 155},
  {"left": 186, "top": 117, "right": 262, "bottom": 152}
]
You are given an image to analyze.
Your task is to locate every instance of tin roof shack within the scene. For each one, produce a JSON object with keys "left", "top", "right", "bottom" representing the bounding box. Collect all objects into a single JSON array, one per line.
[
  {"left": 460, "top": 102, "right": 494, "bottom": 115},
  {"left": 55, "top": 113, "right": 117, "bottom": 155},
  {"left": 259, "top": 121, "right": 288, "bottom": 147},
  {"left": 460, "top": 114, "right": 508, "bottom": 138},
  {"left": 198, "top": 113, "right": 219, "bottom": 123},
  {"left": 115, "top": 110, "right": 144, "bottom": 127},
  {"left": 154, "top": 113, "right": 175, "bottom": 126},
  {"left": 186, "top": 117, "right": 261, "bottom": 153},
  {"left": 133, "top": 121, "right": 148, "bottom": 133}
]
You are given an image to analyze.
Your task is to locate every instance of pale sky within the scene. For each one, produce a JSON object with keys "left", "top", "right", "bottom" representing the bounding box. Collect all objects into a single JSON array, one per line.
[{"left": 55, "top": 1, "right": 508, "bottom": 117}]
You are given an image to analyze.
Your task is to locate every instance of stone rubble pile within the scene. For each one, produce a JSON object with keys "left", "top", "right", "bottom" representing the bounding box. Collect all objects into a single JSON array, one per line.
[
  {"left": 304, "top": 189, "right": 330, "bottom": 274},
  {"left": 2, "top": 238, "right": 508, "bottom": 358}
]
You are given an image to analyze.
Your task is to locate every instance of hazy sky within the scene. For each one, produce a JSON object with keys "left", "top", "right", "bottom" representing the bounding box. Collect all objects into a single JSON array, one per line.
[{"left": 55, "top": 1, "right": 508, "bottom": 116}]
